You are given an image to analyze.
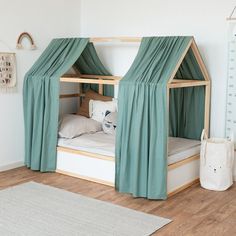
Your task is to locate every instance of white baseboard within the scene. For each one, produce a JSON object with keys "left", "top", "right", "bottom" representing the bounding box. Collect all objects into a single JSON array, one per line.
[{"left": 0, "top": 161, "right": 24, "bottom": 172}]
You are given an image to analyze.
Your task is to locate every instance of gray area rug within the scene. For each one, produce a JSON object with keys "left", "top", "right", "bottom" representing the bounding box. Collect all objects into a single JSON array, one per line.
[{"left": 0, "top": 182, "right": 171, "bottom": 236}]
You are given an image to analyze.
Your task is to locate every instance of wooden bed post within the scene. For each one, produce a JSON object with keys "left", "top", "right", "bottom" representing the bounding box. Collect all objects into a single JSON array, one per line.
[
  {"left": 190, "top": 40, "right": 211, "bottom": 138},
  {"left": 166, "top": 86, "right": 170, "bottom": 190},
  {"left": 98, "top": 81, "right": 103, "bottom": 95},
  {"left": 204, "top": 84, "right": 211, "bottom": 137}
]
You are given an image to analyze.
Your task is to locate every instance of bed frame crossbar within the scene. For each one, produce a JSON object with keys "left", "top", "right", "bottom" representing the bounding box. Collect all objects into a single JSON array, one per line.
[
  {"left": 89, "top": 37, "right": 142, "bottom": 43},
  {"left": 60, "top": 76, "right": 209, "bottom": 88},
  {"left": 60, "top": 74, "right": 121, "bottom": 85},
  {"left": 168, "top": 80, "right": 210, "bottom": 88}
]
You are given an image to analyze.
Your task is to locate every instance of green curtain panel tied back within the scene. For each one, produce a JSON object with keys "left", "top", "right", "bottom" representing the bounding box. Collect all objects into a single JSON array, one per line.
[
  {"left": 23, "top": 38, "right": 112, "bottom": 172},
  {"left": 115, "top": 36, "right": 205, "bottom": 199}
]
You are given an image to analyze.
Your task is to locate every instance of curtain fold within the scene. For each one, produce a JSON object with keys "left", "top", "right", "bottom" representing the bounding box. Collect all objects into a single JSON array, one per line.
[
  {"left": 23, "top": 38, "right": 89, "bottom": 172},
  {"left": 115, "top": 36, "right": 194, "bottom": 199},
  {"left": 169, "top": 87, "right": 205, "bottom": 139},
  {"left": 75, "top": 43, "right": 114, "bottom": 96},
  {"left": 23, "top": 38, "right": 115, "bottom": 172},
  {"left": 169, "top": 48, "right": 205, "bottom": 139}
]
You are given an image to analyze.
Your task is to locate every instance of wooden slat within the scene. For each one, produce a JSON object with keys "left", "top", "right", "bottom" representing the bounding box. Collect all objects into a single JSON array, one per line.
[
  {"left": 56, "top": 168, "right": 199, "bottom": 194},
  {"left": 61, "top": 77, "right": 208, "bottom": 87},
  {"left": 172, "top": 79, "right": 198, "bottom": 83},
  {"left": 167, "top": 178, "right": 199, "bottom": 197},
  {"left": 89, "top": 37, "right": 142, "bottom": 43},
  {"left": 59, "top": 93, "right": 81, "bottom": 99},
  {"left": 80, "top": 74, "right": 122, "bottom": 80},
  {"left": 227, "top": 17, "right": 236, "bottom": 20},
  {"left": 61, "top": 74, "right": 79, "bottom": 78},
  {"left": 57, "top": 146, "right": 114, "bottom": 162},
  {"left": 61, "top": 76, "right": 208, "bottom": 87},
  {"left": 168, "top": 80, "right": 209, "bottom": 88},
  {"left": 166, "top": 86, "right": 170, "bottom": 189},
  {"left": 0, "top": 52, "right": 16, "bottom": 55},
  {"left": 204, "top": 83, "right": 211, "bottom": 137},
  {"left": 56, "top": 169, "right": 114, "bottom": 187},
  {"left": 190, "top": 40, "right": 211, "bottom": 81},
  {"left": 60, "top": 77, "right": 119, "bottom": 85},
  {"left": 57, "top": 146, "right": 200, "bottom": 171},
  {"left": 168, "top": 154, "right": 199, "bottom": 170},
  {"left": 98, "top": 83, "right": 103, "bottom": 95}
]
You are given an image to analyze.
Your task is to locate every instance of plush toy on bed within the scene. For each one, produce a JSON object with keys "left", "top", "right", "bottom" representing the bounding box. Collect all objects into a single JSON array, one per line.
[{"left": 102, "top": 111, "right": 117, "bottom": 135}]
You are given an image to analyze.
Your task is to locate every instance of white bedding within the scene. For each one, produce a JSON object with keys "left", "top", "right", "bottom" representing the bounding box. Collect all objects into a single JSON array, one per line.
[
  {"left": 58, "top": 132, "right": 115, "bottom": 157},
  {"left": 58, "top": 132, "right": 200, "bottom": 165},
  {"left": 168, "top": 137, "right": 200, "bottom": 164}
]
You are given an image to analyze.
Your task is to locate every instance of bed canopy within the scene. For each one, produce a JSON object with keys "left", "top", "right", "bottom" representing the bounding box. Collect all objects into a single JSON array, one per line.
[
  {"left": 115, "top": 37, "right": 209, "bottom": 199},
  {"left": 23, "top": 38, "right": 113, "bottom": 172},
  {"left": 23, "top": 36, "right": 210, "bottom": 199}
]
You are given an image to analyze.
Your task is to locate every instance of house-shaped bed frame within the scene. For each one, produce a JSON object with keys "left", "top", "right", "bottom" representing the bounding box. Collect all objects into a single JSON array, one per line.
[{"left": 57, "top": 37, "right": 210, "bottom": 197}]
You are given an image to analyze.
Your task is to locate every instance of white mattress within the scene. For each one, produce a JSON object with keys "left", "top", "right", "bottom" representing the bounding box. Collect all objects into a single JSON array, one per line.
[
  {"left": 58, "top": 132, "right": 115, "bottom": 157},
  {"left": 168, "top": 137, "right": 200, "bottom": 165},
  {"left": 58, "top": 132, "right": 200, "bottom": 165}
]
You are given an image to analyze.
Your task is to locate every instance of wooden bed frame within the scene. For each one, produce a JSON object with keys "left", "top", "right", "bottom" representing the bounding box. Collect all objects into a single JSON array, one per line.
[{"left": 56, "top": 37, "right": 211, "bottom": 198}]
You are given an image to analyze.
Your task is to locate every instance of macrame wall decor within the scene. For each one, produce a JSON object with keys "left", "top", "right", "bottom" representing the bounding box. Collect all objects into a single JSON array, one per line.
[
  {"left": 0, "top": 40, "right": 17, "bottom": 91},
  {"left": 16, "top": 32, "right": 36, "bottom": 50}
]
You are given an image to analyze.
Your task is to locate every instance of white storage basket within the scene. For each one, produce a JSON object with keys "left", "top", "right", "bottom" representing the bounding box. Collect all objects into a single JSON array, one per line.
[{"left": 200, "top": 130, "right": 234, "bottom": 191}]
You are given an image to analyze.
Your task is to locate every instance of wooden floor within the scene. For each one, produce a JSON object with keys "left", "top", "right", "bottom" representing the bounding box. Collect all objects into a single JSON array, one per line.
[{"left": 0, "top": 167, "right": 235, "bottom": 236}]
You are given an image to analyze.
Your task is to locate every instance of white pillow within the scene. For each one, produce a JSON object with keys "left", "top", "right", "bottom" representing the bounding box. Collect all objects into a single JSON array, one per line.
[
  {"left": 59, "top": 114, "right": 102, "bottom": 139},
  {"left": 102, "top": 111, "right": 117, "bottom": 135},
  {"left": 89, "top": 99, "right": 117, "bottom": 123}
]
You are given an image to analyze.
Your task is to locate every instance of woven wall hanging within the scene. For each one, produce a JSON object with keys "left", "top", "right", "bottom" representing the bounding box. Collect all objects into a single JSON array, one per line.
[{"left": 0, "top": 38, "right": 16, "bottom": 90}]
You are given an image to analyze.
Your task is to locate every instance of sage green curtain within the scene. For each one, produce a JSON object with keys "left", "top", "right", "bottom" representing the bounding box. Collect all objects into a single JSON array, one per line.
[
  {"left": 115, "top": 36, "right": 196, "bottom": 199},
  {"left": 169, "top": 48, "right": 205, "bottom": 139},
  {"left": 23, "top": 38, "right": 113, "bottom": 172},
  {"left": 169, "top": 88, "right": 205, "bottom": 139},
  {"left": 75, "top": 43, "right": 114, "bottom": 96},
  {"left": 23, "top": 38, "right": 89, "bottom": 171}
]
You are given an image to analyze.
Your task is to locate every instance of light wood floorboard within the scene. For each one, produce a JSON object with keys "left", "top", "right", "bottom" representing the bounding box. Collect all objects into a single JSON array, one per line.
[{"left": 0, "top": 167, "right": 235, "bottom": 236}]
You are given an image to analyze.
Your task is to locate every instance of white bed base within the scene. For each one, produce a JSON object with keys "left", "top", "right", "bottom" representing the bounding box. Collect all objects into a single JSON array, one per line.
[{"left": 56, "top": 147, "right": 200, "bottom": 197}]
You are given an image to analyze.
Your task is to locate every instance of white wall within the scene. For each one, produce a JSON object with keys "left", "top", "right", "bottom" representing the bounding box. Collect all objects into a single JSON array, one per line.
[
  {"left": 80, "top": 0, "right": 236, "bottom": 178},
  {"left": 0, "top": 0, "right": 80, "bottom": 171},
  {"left": 1, "top": 0, "right": 235, "bottom": 178}
]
